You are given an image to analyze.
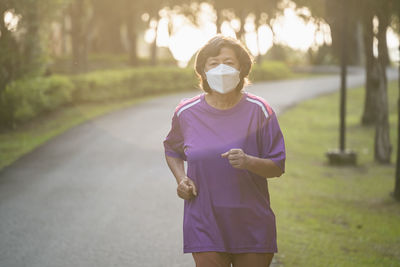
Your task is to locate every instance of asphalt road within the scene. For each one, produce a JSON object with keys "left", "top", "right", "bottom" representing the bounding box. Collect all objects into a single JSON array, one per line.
[{"left": 0, "top": 69, "right": 398, "bottom": 267}]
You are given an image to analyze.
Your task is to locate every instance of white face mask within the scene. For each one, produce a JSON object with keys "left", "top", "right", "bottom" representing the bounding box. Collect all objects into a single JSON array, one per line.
[{"left": 205, "top": 64, "right": 240, "bottom": 94}]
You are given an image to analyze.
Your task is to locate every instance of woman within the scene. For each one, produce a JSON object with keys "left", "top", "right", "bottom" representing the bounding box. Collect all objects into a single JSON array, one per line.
[{"left": 163, "top": 35, "right": 286, "bottom": 267}]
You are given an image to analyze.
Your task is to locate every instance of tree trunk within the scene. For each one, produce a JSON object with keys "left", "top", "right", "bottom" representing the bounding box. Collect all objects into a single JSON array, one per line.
[
  {"left": 377, "top": 8, "right": 390, "bottom": 68},
  {"left": 374, "top": 11, "right": 391, "bottom": 163},
  {"left": 0, "top": 8, "right": 19, "bottom": 94},
  {"left": 361, "top": 11, "right": 380, "bottom": 125},
  {"left": 339, "top": 0, "right": 348, "bottom": 152},
  {"left": 60, "top": 11, "right": 68, "bottom": 56},
  {"left": 236, "top": 10, "right": 246, "bottom": 42},
  {"left": 96, "top": 20, "right": 124, "bottom": 54},
  {"left": 69, "top": 0, "right": 88, "bottom": 73},
  {"left": 22, "top": 1, "right": 45, "bottom": 76},
  {"left": 255, "top": 12, "right": 262, "bottom": 64},
  {"left": 91, "top": 0, "right": 124, "bottom": 54},
  {"left": 125, "top": 1, "right": 138, "bottom": 66},
  {"left": 395, "top": 64, "right": 400, "bottom": 199},
  {"left": 379, "top": 22, "right": 390, "bottom": 67},
  {"left": 325, "top": 1, "right": 362, "bottom": 66},
  {"left": 0, "top": 5, "right": 20, "bottom": 129},
  {"left": 394, "top": 9, "right": 400, "bottom": 201},
  {"left": 215, "top": 7, "right": 223, "bottom": 34},
  {"left": 150, "top": 16, "right": 159, "bottom": 66}
]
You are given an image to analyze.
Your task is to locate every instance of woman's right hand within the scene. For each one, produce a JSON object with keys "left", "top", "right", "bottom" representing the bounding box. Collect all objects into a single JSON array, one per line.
[{"left": 177, "top": 176, "right": 197, "bottom": 200}]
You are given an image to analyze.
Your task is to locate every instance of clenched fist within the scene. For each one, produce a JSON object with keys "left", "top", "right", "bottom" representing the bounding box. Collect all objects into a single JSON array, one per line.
[
  {"left": 177, "top": 176, "right": 197, "bottom": 200},
  {"left": 221, "top": 148, "right": 248, "bottom": 169}
]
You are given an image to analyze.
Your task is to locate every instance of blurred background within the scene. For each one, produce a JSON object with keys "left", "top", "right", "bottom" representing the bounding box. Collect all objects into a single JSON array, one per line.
[
  {"left": 1, "top": 0, "right": 399, "bottom": 73},
  {"left": 0, "top": 0, "right": 400, "bottom": 266},
  {"left": 0, "top": 0, "right": 399, "bottom": 128}
]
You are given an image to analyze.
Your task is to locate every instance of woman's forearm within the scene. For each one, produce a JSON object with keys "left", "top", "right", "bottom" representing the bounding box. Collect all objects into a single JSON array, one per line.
[
  {"left": 165, "top": 154, "right": 186, "bottom": 184},
  {"left": 244, "top": 155, "right": 283, "bottom": 178}
]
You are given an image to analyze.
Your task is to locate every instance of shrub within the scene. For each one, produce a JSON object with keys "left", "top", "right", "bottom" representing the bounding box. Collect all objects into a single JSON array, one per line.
[
  {"left": 250, "top": 61, "right": 293, "bottom": 81},
  {"left": 0, "top": 62, "right": 291, "bottom": 129},
  {"left": 0, "top": 75, "right": 74, "bottom": 127},
  {"left": 71, "top": 67, "right": 198, "bottom": 102}
]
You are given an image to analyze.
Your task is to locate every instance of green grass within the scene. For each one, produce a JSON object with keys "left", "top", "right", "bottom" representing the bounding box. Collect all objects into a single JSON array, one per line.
[
  {"left": 270, "top": 80, "right": 400, "bottom": 266},
  {"left": 0, "top": 72, "right": 398, "bottom": 265},
  {"left": 0, "top": 95, "right": 160, "bottom": 170}
]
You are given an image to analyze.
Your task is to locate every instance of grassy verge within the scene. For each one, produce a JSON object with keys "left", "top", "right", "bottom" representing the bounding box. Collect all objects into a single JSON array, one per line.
[{"left": 271, "top": 80, "right": 400, "bottom": 266}]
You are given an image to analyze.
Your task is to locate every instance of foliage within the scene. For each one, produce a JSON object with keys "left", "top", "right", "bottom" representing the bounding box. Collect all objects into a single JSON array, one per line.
[
  {"left": 250, "top": 61, "right": 293, "bottom": 81},
  {"left": 0, "top": 75, "right": 74, "bottom": 127},
  {"left": 307, "top": 44, "right": 338, "bottom": 65},
  {"left": 50, "top": 52, "right": 179, "bottom": 74},
  {"left": 0, "top": 61, "right": 294, "bottom": 129},
  {"left": 71, "top": 67, "right": 198, "bottom": 102},
  {"left": 263, "top": 44, "right": 309, "bottom": 65},
  {"left": 0, "top": 67, "right": 198, "bottom": 128},
  {"left": 0, "top": 0, "right": 71, "bottom": 92}
]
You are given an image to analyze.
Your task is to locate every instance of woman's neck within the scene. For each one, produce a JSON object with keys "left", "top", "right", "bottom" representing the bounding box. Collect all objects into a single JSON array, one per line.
[{"left": 205, "top": 90, "right": 244, "bottom": 110}]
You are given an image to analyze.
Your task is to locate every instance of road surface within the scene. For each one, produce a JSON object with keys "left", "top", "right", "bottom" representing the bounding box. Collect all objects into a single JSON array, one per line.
[{"left": 0, "top": 69, "right": 398, "bottom": 267}]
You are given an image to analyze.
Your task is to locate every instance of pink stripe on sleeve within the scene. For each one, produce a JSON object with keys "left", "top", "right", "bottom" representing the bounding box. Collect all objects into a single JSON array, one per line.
[
  {"left": 246, "top": 92, "right": 273, "bottom": 115},
  {"left": 175, "top": 94, "right": 202, "bottom": 113}
]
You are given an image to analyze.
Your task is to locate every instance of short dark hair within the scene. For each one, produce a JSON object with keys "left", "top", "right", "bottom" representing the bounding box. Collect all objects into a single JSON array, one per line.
[{"left": 194, "top": 35, "right": 254, "bottom": 93}]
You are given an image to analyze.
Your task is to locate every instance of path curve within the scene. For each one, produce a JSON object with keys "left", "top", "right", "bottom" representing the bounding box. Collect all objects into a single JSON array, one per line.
[{"left": 0, "top": 69, "right": 398, "bottom": 267}]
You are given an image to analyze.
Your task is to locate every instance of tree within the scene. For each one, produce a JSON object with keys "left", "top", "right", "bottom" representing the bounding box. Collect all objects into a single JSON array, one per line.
[
  {"left": 292, "top": 0, "right": 363, "bottom": 66},
  {"left": 360, "top": 3, "right": 380, "bottom": 125},
  {"left": 68, "top": 0, "right": 93, "bottom": 73},
  {"left": 0, "top": 2, "right": 20, "bottom": 94},
  {"left": 360, "top": 0, "right": 392, "bottom": 126},
  {"left": 206, "top": 0, "right": 281, "bottom": 56},
  {"left": 91, "top": 0, "right": 126, "bottom": 54},
  {"left": 373, "top": 1, "right": 392, "bottom": 163},
  {"left": 0, "top": 0, "right": 70, "bottom": 89},
  {"left": 393, "top": 1, "right": 400, "bottom": 201},
  {"left": 293, "top": 0, "right": 393, "bottom": 163},
  {"left": 124, "top": 0, "right": 140, "bottom": 66},
  {"left": 142, "top": 0, "right": 166, "bottom": 66}
]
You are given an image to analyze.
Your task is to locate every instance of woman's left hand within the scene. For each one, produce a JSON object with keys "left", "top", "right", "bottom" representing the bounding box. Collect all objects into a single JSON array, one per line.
[{"left": 221, "top": 148, "right": 248, "bottom": 169}]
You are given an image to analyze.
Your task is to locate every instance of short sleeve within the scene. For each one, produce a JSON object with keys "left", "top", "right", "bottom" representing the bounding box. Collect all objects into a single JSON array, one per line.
[
  {"left": 163, "top": 111, "right": 186, "bottom": 161},
  {"left": 259, "top": 112, "right": 286, "bottom": 173}
]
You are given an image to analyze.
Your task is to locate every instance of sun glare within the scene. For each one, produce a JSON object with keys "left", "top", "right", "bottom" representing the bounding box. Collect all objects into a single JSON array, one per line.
[
  {"left": 157, "top": 18, "right": 169, "bottom": 47},
  {"left": 4, "top": 10, "right": 20, "bottom": 32},
  {"left": 144, "top": 28, "right": 156, "bottom": 44},
  {"left": 168, "top": 26, "right": 206, "bottom": 66},
  {"left": 221, "top": 21, "right": 237, "bottom": 38},
  {"left": 272, "top": 8, "right": 316, "bottom": 51},
  {"left": 144, "top": 4, "right": 398, "bottom": 66},
  {"left": 387, "top": 27, "right": 400, "bottom": 64},
  {"left": 258, "top": 25, "right": 274, "bottom": 55}
]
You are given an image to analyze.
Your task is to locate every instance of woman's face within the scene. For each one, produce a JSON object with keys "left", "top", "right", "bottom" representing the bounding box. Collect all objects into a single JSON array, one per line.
[{"left": 204, "top": 46, "right": 240, "bottom": 73}]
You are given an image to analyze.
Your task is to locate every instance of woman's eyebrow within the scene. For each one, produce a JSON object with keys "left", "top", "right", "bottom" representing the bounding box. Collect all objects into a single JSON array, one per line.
[
  {"left": 207, "top": 57, "right": 219, "bottom": 61},
  {"left": 208, "top": 56, "right": 234, "bottom": 61},
  {"left": 206, "top": 56, "right": 237, "bottom": 64}
]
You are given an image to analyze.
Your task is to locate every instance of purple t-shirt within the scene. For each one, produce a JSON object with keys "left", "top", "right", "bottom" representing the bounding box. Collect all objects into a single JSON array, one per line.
[{"left": 164, "top": 91, "right": 286, "bottom": 254}]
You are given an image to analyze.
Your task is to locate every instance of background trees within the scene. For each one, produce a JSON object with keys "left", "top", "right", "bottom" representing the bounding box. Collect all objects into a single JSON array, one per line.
[
  {"left": 0, "top": 0, "right": 399, "bottom": 200},
  {"left": 1, "top": 0, "right": 399, "bottom": 173},
  {"left": 0, "top": 0, "right": 69, "bottom": 93}
]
